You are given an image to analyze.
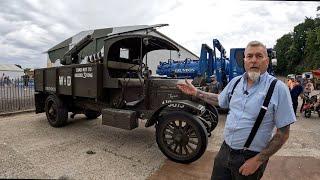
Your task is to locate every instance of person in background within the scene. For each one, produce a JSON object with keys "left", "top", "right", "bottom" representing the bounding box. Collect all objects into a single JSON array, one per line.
[
  {"left": 23, "top": 74, "right": 30, "bottom": 89},
  {"left": 290, "top": 79, "right": 303, "bottom": 115},
  {"left": 0, "top": 73, "right": 4, "bottom": 86},
  {"left": 207, "top": 75, "right": 221, "bottom": 94},
  {"left": 300, "top": 79, "right": 315, "bottom": 113},
  {"left": 305, "top": 79, "right": 315, "bottom": 94},
  {"left": 302, "top": 77, "right": 308, "bottom": 88},
  {"left": 287, "top": 78, "right": 294, "bottom": 90},
  {"left": 192, "top": 73, "right": 206, "bottom": 87},
  {"left": 4, "top": 76, "right": 11, "bottom": 86}
]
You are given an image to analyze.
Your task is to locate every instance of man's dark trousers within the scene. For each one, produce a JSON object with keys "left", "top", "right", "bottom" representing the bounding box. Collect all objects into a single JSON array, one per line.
[{"left": 211, "top": 142, "right": 268, "bottom": 180}]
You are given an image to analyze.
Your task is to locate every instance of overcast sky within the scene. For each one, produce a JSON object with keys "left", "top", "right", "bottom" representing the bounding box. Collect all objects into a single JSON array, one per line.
[{"left": 0, "top": 0, "right": 319, "bottom": 69}]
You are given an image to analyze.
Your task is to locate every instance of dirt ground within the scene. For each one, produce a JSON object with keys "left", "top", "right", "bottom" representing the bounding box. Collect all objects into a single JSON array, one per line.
[
  {"left": 150, "top": 90, "right": 320, "bottom": 180},
  {"left": 0, "top": 94, "right": 319, "bottom": 179},
  {"left": 149, "top": 113, "right": 320, "bottom": 180}
]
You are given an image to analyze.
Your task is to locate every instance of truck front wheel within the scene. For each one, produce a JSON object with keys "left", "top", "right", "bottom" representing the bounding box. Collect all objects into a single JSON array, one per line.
[
  {"left": 45, "top": 95, "right": 68, "bottom": 127},
  {"left": 156, "top": 112, "right": 208, "bottom": 164}
]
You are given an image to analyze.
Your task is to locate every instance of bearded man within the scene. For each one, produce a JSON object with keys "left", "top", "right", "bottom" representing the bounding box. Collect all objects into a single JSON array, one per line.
[{"left": 177, "top": 41, "right": 296, "bottom": 180}]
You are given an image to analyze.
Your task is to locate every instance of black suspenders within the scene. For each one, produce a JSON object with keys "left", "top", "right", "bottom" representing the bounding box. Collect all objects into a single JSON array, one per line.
[
  {"left": 228, "top": 77, "right": 242, "bottom": 102},
  {"left": 229, "top": 77, "right": 278, "bottom": 149}
]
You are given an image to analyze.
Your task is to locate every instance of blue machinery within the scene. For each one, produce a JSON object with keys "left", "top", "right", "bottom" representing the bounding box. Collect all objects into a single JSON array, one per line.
[{"left": 156, "top": 39, "right": 275, "bottom": 87}]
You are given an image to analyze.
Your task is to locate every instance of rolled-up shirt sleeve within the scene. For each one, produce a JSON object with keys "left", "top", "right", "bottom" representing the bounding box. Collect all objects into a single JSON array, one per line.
[
  {"left": 218, "top": 77, "right": 240, "bottom": 109},
  {"left": 218, "top": 85, "right": 229, "bottom": 108},
  {"left": 274, "top": 82, "right": 296, "bottom": 128}
]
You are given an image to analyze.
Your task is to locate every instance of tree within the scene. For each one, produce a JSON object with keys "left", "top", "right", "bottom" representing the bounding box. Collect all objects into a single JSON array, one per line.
[
  {"left": 305, "top": 27, "right": 320, "bottom": 69},
  {"left": 274, "top": 17, "right": 320, "bottom": 75},
  {"left": 274, "top": 33, "right": 293, "bottom": 75}
]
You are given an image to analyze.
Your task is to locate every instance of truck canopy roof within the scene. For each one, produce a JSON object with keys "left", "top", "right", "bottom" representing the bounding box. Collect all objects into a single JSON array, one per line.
[{"left": 47, "top": 24, "right": 170, "bottom": 64}]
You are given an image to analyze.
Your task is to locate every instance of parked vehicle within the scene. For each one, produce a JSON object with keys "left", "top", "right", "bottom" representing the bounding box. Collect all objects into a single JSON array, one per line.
[
  {"left": 302, "top": 72, "right": 313, "bottom": 79},
  {"left": 302, "top": 93, "right": 320, "bottom": 118},
  {"left": 34, "top": 28, "right": 219, "bottom": 164}
]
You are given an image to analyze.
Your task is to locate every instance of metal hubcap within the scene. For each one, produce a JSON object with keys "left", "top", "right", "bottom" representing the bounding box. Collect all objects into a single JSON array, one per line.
[
  {"left": 49, "top": 106, "right": 54, "bottom": 115},
  {"left": 48, "top": 102, "right": 56, "bottom": 120},
  {"left": 163, "top": 120, "right": 199, "bottom": 156},
  {"left": 173, "top": 130, "right": 189, "bottom": 146}
]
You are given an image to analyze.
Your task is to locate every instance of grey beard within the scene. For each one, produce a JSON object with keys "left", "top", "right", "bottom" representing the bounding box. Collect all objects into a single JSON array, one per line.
[{"left": 248, "top": 71, "right": 260, "bottom": 82}]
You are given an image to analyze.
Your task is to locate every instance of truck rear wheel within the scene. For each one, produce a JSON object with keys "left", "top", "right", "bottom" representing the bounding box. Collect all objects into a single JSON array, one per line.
[
  {"left": 84, "top": 109, "right": 101, "bottom": 119},
  {"left": 45, "top": 95, "right": 68, "bottom": 127},
  {"left": 156, "top": 112, "right": 208, "bottom": 164}
]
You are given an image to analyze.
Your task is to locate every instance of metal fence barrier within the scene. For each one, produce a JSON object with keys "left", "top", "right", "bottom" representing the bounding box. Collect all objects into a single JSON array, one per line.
[{"left": 0, "top": 78, "right": 35, "bottom": 114}]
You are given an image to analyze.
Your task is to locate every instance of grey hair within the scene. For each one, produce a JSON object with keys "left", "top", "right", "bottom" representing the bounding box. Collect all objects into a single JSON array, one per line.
[{"left": 245, "top": 40, "right": 267, "bottom": 56}]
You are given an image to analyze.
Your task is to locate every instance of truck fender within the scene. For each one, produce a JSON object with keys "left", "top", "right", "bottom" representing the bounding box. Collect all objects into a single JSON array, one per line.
[{"left": 145, "top": 100, "right": 205, "bottom": 127}]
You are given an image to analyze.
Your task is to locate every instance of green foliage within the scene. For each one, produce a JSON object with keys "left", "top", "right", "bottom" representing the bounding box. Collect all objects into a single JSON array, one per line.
[
  {"left": 274, "top": 17, "right": 320, "bottom": 75},
  {"left": 274, "top": 33, "right": 293, "bottom": 75}
]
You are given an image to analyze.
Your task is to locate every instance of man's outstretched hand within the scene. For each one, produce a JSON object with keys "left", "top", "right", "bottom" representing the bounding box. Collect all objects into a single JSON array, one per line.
[{"left": 176, "top": 79, "right": 197, "bottom": 96}]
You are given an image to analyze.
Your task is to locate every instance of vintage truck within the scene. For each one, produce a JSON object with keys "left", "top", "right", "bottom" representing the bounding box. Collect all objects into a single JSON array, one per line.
[{"left": 34, "top": 28, "right": 218, "bottom": 163}]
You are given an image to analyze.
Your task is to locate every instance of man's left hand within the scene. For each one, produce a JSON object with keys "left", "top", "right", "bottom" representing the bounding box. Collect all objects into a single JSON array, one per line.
[{"left": 239, "top": 155, "right": 262, "bottom": 176}]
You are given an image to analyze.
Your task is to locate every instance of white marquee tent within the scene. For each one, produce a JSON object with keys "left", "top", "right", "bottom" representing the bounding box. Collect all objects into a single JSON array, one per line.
[{"left": 0, "top": 64, "right": 24, "bottom": 79}]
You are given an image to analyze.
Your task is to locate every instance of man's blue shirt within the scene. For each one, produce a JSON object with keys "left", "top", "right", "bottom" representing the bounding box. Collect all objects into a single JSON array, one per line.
[{"left": 218, "top": 72, "right": 296, "bottom": 152}]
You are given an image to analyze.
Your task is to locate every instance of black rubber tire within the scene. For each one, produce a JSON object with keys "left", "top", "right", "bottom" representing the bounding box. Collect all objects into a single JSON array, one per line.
[
  {"left": 204, "top": 104, "right": 219, "bottom": 131},
  {"left": 84, "top": 109, "right": 101, "bottom": 120},
  {"left": 304, "top": 110, "right": 311, "bottom": 118},
  {"left": 45, "top": 95, "right": 68, "bottom": 127},
  {"left": 156, "top": 111, "right": 208, "bottom": 164}
]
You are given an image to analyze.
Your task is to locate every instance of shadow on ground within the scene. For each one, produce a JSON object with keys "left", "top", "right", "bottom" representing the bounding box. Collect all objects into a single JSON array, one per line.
[{"left": 149, "top": 151, "right": 320, "bottom": 180}]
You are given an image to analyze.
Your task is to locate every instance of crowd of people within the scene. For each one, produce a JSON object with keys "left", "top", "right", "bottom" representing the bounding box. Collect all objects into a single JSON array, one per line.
[
  {"left": 0, "top": 73, "right": 30, "bottom": 89},
  {"left": 287, "top": 77, "right": 317, "bottom": 115},
  {"left": 0, "top": 73, "right": 12, "bottom": 86}
]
